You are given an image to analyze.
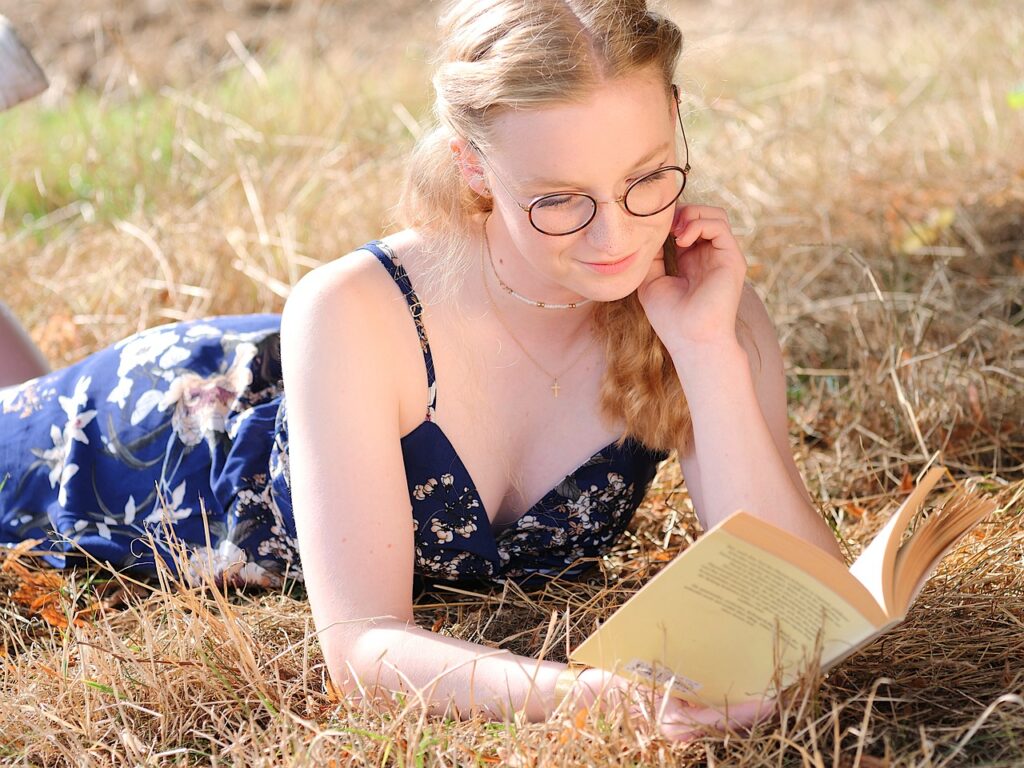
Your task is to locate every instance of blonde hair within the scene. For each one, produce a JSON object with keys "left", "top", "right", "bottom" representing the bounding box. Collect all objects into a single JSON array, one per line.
[{"left": 399, "top": 0, "right": 694, "bottom": 454}]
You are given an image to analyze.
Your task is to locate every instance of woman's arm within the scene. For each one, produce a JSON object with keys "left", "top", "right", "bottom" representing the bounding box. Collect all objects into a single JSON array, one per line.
[
  {"left": 280, "top": 251, "right": 568, "bottom": 722},
  {"left": 675, "top": 282, "right": 843, "bottom": 560},
  {"left": 337, "top": 618, "right": 569, "bottom": 720},
  {"left": 0, "top": 300, "right": 49, "bottom": 387},
  {"left": 637, "top": 204, "right": 842, "bottom": 560}
]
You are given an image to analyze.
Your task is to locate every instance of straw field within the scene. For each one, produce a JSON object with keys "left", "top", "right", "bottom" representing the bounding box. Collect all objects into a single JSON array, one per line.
[{"left": 1, "top": 0, "right": 1022, "bottom": 765}]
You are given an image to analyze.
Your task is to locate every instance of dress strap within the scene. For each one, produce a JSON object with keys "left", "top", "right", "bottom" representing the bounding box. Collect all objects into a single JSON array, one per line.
[{"left": 362, "top": 240, "right": 438, "bottom": 421}]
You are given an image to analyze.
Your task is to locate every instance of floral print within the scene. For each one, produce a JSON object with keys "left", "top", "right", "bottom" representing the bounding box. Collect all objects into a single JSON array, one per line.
[
  {"left": 0, "top": 314, "right": 293, "bottom": 586},
  {"left": 29, "top": 374, "right": 97, "bottom": 507},
  {"left": 0, "top": 241, "right": 668, "bottom": 590},
  {"left": 159, "top": 342, "right": 257, "bottom": 447}
]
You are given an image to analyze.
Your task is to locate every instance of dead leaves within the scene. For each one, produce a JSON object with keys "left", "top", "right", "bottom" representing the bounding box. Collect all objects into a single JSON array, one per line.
[
  {"left": 844, "top": 503, "right": 866, "bottom": 520},
  {"left": 5, "top": 559, "right": 92, "bottom": 629},
  {"left": 35, "top": 312, "right": 82, "bottom": 365},
  {"left": 1, "top": 539, "right": 103, "bottom": 630}
]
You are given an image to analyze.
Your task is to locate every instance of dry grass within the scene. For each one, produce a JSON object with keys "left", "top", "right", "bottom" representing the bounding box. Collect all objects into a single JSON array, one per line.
[{"left": 1, "top": 0, "right": 1022, "bottom": 765}]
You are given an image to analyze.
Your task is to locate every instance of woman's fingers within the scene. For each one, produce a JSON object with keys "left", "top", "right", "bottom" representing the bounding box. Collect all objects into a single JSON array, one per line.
[
  {"left": 673, "top": 217, "right": 738, "bottom": 252},
  {"left": 593, "top": 674, "right": 774, "bottom": 744},
  {"left": 671, "top": 204, "right": 730, "bottom": 236},
  {"left": 657, "top": 697, "right": 775, "bottom": 741}
]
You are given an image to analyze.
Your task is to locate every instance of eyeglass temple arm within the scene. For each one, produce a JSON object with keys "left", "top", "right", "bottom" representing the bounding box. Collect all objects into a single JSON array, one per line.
[
  {"left": 466, "top": 139, "right": 533, "bottom": 212},
  {"left": 671, "top": 83, "right": 691, "bottom": 174}
]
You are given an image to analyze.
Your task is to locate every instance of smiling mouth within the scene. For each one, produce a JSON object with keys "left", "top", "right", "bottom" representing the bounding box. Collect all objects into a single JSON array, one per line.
[{"left": 583, "top": 251, "right": 636, "bottom": 266}]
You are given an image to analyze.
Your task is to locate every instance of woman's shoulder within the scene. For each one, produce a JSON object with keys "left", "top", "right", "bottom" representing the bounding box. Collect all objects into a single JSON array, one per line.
[
  {"left": 278, "top": 228, "right": 432, "bottom": 369},
  {"left": 283, "top": 229, "right": 424, "bottom": 317},
  {"left": 278, "top": 228, "right": 437, "bottom": 434}
]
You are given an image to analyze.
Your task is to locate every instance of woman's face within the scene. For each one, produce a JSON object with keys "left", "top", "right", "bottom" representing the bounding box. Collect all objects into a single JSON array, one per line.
[{"left": 479, "top": 71, "right": 680, "bottom": 303}]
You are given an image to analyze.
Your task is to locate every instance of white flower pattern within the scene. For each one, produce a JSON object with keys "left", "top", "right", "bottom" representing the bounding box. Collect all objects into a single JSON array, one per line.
[
  {"left": 157, "top": 342, "right": 257, "bottom": 446},
  {"left": 29, "top": 375, "right": 97, "bottom": 508}
]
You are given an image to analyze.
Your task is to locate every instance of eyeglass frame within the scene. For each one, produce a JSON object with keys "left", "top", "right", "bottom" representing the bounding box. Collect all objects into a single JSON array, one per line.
[{"left": 468, "top": 83, "right": 691, "bottom": 237}]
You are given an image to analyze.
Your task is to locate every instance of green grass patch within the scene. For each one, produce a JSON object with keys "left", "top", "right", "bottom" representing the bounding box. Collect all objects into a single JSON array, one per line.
[
  {"left": 0, "top": 91, "right": 174, "bottom": 225},
  {"left": 0, "top": 54, "right": 420, "bottom": 242}
]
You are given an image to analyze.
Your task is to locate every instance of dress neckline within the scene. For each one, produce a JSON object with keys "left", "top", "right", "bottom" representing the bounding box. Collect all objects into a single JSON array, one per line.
[{"left": 400, "top": 417, "right": 626, "bottom": 540}]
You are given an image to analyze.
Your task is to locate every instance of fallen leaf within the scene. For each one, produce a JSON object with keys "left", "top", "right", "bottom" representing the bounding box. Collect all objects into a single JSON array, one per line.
[
  {"left": 324, "top": 677, "right": 343, "bottom": 703},
  {"left": 0, "top": 538, "right": 48, "bottom": 561},
  {"left": 844, "top": 503, "right": 865, "bottom": 519},
  {"left": 36, "top": 312, "right": 81, "bottom": 363},
  {"left": 899, "top": 466, "right": 914, "bottom": 494},
  {"left": 899, "top": 207, "right": 955, "bottom": 254},
  {"left": 38, "top": 663, "right": 62, "bottom": 680}
]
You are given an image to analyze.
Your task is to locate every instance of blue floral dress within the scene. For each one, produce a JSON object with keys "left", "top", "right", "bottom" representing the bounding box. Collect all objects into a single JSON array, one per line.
[{"left": 0, "top": 241, "right": 670, "bottom": 589}]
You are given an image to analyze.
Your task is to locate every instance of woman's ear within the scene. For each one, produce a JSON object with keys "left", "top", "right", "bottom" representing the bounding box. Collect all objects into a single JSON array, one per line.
[{"left": 448, "top": 136, "right": 490, "bottom": 198}]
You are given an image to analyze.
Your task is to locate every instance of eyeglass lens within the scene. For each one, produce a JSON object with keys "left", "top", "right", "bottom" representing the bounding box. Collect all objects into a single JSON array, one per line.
[{"left": 528, "top": 166, "right": 686, "bottom": 236}]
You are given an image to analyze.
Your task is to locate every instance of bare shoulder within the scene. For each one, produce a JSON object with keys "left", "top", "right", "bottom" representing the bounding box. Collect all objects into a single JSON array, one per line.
[
  {"left": 284, "top": 245, "right": 386, "bottom": 319},
  {"left": 281, "top": 232, "right": 422, "bottom": 342},
  {"left": 279, "top": 231, "right": 430, "bottom": 431}
]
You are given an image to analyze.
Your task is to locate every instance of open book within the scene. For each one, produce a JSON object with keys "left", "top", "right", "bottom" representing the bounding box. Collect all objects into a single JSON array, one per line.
[{"left": 568, "top": 466, "right": 996, "bottom": 707}]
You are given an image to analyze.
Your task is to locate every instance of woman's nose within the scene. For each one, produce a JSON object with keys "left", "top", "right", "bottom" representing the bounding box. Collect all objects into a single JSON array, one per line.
[{"left": 584, "top": 200, "right": 634, "bottom": 255}]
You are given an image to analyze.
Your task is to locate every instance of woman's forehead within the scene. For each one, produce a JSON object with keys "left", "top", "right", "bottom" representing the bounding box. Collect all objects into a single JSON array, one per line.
[{"left": 486, "top": 75, "right": 674, "bottom": 188}]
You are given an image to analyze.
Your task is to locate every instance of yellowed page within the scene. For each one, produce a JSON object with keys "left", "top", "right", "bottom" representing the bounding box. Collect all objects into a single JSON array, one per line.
[
  {"left": 569, "top": 513, "right": 882, "bottom": 708},
  {"left": 849, "top": 466, "right": 946, "bottom": 614},
  {"left": 893, "top": 492, "right": 996, "bottom": 610},
  {"left": 719, "top": 513, "right": 885, "bottom": 622}
]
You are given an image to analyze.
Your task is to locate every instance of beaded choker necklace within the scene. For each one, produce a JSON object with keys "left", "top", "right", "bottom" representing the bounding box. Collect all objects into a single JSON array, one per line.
[{"left": 482, "top": 218, "right": 592, "bottom": 310}]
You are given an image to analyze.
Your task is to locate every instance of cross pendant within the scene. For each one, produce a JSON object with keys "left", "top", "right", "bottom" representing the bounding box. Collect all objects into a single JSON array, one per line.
[{"left": 551, "top": 380, "right": 561, "bottom": 398}]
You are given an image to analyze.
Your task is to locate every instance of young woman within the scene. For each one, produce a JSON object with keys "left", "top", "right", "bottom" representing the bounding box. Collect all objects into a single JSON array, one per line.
[{"left": 0, "top": 0, "right": 843, "bottom": 740}]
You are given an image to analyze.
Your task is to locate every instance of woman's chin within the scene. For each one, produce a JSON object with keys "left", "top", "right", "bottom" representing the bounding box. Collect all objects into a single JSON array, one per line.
[
  {"left": 580, "top": 281, "right": 645, "bottom": 304},
  {"left": 574, "top": 260, "right": 652, "bottom": 302}
]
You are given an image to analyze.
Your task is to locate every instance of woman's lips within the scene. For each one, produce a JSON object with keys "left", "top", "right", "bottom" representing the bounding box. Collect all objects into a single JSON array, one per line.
[{"left": 579, "top": 250, "right": 639, "bottom": 275}]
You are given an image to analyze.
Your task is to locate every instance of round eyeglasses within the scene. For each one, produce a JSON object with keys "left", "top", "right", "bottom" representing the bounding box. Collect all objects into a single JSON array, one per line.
[{"left": 469, "top": 84, "right": 691, "bottom": 237}]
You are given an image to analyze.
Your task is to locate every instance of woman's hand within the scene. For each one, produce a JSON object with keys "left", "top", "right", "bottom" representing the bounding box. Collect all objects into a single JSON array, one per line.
[
  {"left": 636, "top": 205, "right": 748, "bottom": 358},
  {"left": 568, "top": 668, "right": 774, "bottom": 742},
  {"left": 644, "top": 692, "right": 774, "bottom": 743}
]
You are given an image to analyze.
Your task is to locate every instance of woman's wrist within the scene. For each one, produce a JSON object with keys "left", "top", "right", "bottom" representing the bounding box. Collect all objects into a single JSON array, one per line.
[{"left": 667, "top": 336, "right": 748, "bottom": 380}]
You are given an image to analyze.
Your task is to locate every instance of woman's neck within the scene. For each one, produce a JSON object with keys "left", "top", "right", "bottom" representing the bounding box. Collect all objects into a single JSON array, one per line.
[{"left": 470, "top": 213, "right": 596, "bottom": 350}]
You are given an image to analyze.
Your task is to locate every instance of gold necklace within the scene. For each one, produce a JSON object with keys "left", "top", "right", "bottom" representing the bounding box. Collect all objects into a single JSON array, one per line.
[{"left": 480, "top": 219, "right": 595, "bottom": 398}]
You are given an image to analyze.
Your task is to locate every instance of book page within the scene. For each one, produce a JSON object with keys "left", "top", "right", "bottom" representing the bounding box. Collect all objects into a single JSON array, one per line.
[
  {"left": 892, "top": 491, "right": 996, "bottom": 610},
  {"left": 848, "top": 466, "right": 946, "bottom": 615},
  {"left": 848, "top": 511, "right": 903, "bottom": 613},
  {"left": 570, "top": 516, "right": 881, "bottom": 708}
]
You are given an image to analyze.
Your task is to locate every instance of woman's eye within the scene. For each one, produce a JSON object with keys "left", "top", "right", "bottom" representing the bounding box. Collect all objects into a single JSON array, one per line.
[
  {"left": 634, "top": 171, "right": 667, "bottom": 186},
  {"left": 534, "top": 195, "right": 574, "bottom": 209}
]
